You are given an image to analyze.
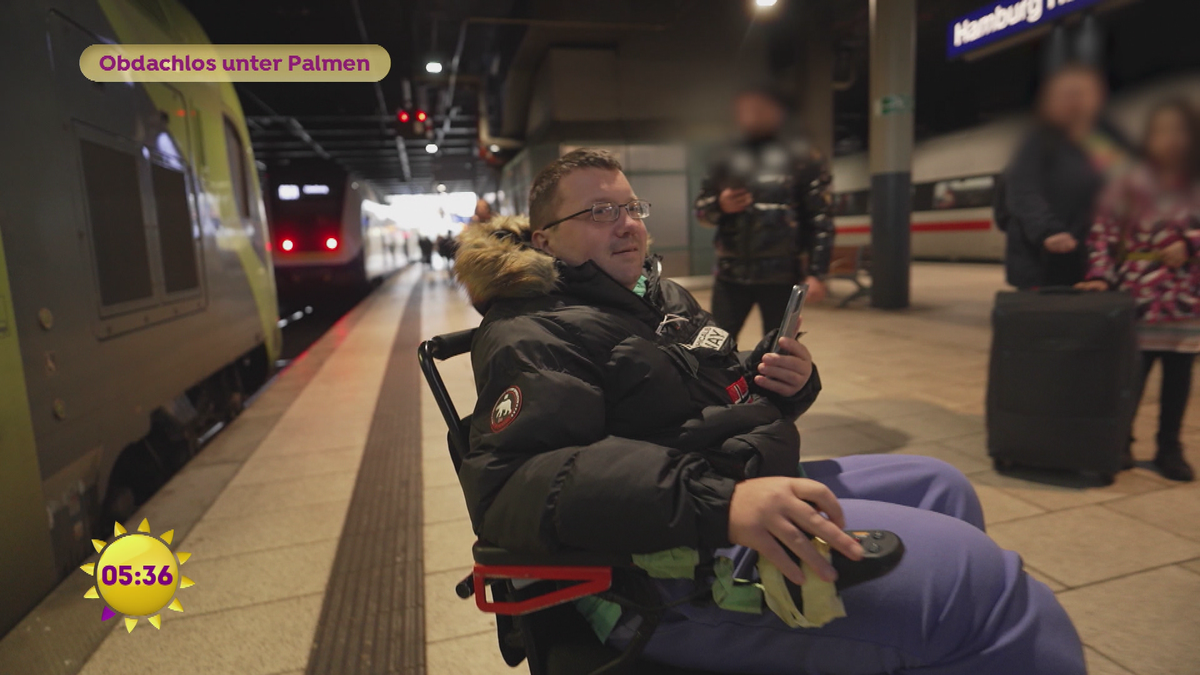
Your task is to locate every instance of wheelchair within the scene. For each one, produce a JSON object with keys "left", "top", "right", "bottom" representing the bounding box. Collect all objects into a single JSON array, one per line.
[{"left": 418, "top": 329, "right": 901, "bottom": 675}]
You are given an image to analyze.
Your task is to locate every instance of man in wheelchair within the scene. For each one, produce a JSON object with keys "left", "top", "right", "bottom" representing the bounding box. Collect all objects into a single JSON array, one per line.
[{"left": 452, "top": 149, "right": 1085, "bottom": 674}]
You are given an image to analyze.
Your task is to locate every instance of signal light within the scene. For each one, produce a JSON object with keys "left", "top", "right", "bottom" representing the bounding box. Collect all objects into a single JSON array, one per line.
[
  {"left": 281, "top": 238, "right": 294, "bottom": 252},
  {"left": 325, "top": 237, "right": 339, "bottom": 250},
  {"left": 398, "top": 110, "right": 410, "bottom": 123},
  {"left": 416, "top": 110, "right": 427, "bottom": 122}
]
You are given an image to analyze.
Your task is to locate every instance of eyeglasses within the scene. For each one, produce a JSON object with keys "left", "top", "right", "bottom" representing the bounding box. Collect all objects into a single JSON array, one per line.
[{"left": 541, "top": 200, "right": 651, "bottom": 231}]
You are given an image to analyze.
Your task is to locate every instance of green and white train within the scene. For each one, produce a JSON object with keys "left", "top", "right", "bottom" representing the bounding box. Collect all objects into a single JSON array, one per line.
[{"left": 1, "top": 0, "right": 280, "bottom": 636}]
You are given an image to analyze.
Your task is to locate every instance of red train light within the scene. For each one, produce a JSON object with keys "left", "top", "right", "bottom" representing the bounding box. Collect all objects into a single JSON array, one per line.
[
  {"left": 416, "top": 110, "right": 427, "bottom": 122},
  {"left": 281, "top": 238, "right": 294, "bottom": 251},
  {"left": 398, "top": 110, "right": 410, "bottom": 123},
  {"left": 325, "top": 237, "right": 339, "bottom": 250}
]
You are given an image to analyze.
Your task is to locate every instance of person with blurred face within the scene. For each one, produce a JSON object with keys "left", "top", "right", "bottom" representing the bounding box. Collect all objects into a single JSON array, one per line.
[
  {"left": 452, "top": 148, "right": 1086, "bottom": 675},
  {"left": 1077, "top": 100, "right": 1200, "bottom": 482},
  {"left": 1001, "top": 63, "right": 1125, "bottom": 289},
  {"left": 696, "top": 87, "right": 835, "bottom": 339}
]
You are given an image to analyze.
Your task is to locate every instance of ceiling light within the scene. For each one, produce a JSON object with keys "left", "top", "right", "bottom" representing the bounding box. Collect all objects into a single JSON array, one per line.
[
  {"left": 755, "top": 0, "right": 778, "bottom": 6},
  {"left": 436, "top": 184, "right": 447, "bottom": 192},
  {"left": 426, "top": 61, "right": 443, "bottom": 74},
  {"left": 425, "top": 143, "right": 438, "bottom": 154},
  {"left": 489, "top": 144, "right": 500, "bottom": 153}
]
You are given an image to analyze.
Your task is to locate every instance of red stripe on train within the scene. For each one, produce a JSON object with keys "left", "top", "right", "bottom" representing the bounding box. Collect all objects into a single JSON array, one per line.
[{"left": 835, "top": 220, "right": 993, "bottom": 235}]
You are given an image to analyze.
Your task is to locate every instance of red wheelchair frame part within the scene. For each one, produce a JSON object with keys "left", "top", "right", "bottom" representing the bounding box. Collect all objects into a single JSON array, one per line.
[{"left": 473, "top": 564, "right": 614, "bottom": 615}]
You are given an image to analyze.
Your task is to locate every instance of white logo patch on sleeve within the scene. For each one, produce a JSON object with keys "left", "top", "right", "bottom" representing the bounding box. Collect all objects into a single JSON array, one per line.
[
  {"left": 689, "top": 325, "right": 729, "bottom": 351},
  {"left": 490, "top": 386, "right": 523, "bottom": 432}
]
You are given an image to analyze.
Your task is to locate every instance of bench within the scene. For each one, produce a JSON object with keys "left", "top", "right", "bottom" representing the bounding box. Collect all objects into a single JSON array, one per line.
[{"left": 827, "top": 245, "right": 871, "bottom": 308}]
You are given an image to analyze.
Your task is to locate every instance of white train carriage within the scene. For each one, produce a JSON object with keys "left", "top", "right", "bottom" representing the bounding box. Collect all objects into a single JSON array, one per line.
[{"left": 831, "top": 73, "right": 1200, "bottom": 261}]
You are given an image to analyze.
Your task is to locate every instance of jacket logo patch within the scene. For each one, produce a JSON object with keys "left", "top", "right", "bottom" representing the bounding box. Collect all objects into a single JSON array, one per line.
[
  {"left": 689, "top": 326, "right": 729, "bottom": 351},
  {"left": 490, "top": 386, "right": 523, "bottom": 433},
  {"left": 726, "top": 376, "right": 750, "bottom": 404}
]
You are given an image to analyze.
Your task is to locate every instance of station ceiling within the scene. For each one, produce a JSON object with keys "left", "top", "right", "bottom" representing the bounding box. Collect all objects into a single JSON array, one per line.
[{"left": 178, "top": 0, "right": 1198, "bottom": 196}]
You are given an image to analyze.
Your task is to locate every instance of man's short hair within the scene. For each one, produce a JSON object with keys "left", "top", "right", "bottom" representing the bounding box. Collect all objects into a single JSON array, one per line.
[{"left": 528, "top": 148, "right": 623, "bottom": 230}]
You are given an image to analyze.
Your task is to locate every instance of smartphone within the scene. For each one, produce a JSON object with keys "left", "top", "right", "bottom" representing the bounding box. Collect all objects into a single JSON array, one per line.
[{"left": 771, "top": 283, "right": 809, "bottom": 353}]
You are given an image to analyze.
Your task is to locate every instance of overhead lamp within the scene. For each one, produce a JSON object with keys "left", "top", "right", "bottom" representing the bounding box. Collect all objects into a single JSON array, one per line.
[
  {"left": 425, "top": 143, "right": 438, "bottom": 154},
  {"left": 489, "top": 144, "right": 500, "bottom": 153},
  {"left": 426, "top": 60, "right": 443, "bottom": 74},
  {"left": 754, "top": 0, "right": 778, "bottom": 6},
  {"left": 436, "top": 183, "right": 447, "bottom": 193}
]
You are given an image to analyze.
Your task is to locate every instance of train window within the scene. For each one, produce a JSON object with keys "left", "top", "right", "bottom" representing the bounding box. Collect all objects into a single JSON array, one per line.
[
  {"left": 222, "top": 116, "right": 251, "bottom": 219},
  {"left": 919, "top": 175, "right": 996, "bottom": 211},
  {"left": 78, "top": 139, "right": 154, "bottom": 306},
  {"left": 833, "top": 190, "right": 870, "bottom": 216},
  {"left": 151, "top": 163, "right": 200, "bottom": 293}
]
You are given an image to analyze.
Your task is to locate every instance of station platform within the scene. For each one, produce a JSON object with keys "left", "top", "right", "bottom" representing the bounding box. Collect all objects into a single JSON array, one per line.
[{"left": 2, "top": 263, "right": 1199, "bottom": 675}]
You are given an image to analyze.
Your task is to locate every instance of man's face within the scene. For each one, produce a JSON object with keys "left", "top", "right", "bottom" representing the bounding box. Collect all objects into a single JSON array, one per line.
[
  {"left": 735, "top": 92, "right": 785, "bottom": 140},
  {"left": 532, "top": 168, "right": 649, "bottom": 289},
  {"left": 1042, "top": 70, "right": 1104, "bottom": 132}
]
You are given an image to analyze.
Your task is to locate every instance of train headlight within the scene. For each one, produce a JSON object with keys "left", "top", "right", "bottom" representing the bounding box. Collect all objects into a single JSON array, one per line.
[
  {"left": 325, "top": 237, "right": 339, "bottom": 250},
  {"left": 281, "top": 239, "right": 294, "bottom": 252}
]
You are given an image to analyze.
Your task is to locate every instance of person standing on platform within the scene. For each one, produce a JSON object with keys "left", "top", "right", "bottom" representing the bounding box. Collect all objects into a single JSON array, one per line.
[
  {"left": 695, "top": 86, "right": 834, "bottom": 337},
  {"left": 1077, "top": 100, "right": 1200, "bottom": 482},
  {"left": 1001, "top": 63, "right": 1129, "bottom": 289}
]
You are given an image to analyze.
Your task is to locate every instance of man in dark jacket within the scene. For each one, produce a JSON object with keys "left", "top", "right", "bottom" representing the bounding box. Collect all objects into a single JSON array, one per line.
[
  {"left": 453, "top": 149, "right": 1084, "bottom": 674},
  {"left": 695, "top": 87, "right": 835, "bottom": 336},
  {"left": 1003, "top": 63, "right": 1125, "bottom": 288}
]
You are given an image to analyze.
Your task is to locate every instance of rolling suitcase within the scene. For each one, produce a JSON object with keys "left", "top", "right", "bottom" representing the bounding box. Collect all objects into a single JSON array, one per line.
[{"left": 986, "top": 289, "right": 1139, "bottom": 482}]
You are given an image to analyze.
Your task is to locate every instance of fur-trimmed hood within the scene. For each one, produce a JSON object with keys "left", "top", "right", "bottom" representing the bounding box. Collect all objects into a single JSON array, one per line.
[{"left": 455, "top": 216, "right": 559, "bottom": 312}]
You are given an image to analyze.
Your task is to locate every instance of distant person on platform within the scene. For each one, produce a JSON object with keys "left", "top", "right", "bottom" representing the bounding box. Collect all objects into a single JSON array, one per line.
[
  {"left": 1076, "top": 100, "right": 1200, "bottom": 483},
  {"left": 472, "top": 198, "right": 493, "bottom": 225},
  {"left": 1000, "top": 62, "right": 1131, "bottom": 289},
  {"left": 695, "top": 86, "right": 834, "bottom": 337},
  {"left": 418, "top": 235, "right": 435, "bottom": 266}
]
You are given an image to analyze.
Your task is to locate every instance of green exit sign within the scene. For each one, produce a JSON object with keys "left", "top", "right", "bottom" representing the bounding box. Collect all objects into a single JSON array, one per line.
[{"left": 876, "top": 95, "right": 915, "bottom": 116}]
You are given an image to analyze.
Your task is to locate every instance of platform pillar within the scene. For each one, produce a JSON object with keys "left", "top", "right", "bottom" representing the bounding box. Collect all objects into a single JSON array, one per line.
[{"left": 868, "top": 0, "right": 916, "bottom": 309}]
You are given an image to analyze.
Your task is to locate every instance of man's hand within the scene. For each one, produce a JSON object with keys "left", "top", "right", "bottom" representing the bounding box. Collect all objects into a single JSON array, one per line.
[
  {"left": 719, "top": 188, "right": 754, "bottom": 214},
  {"left": 1075, "top": 280, "right": 1109, "bottom": 291},
  {"left": 1162, "top": 240, "right": 1189, "bottom": 269},
  {"left": 805, "top": 276, "right": 827, "bottom": 304},
  {"left": 1043, "top": 232, "right": 1079, "bottom": 254},
  {"left": 756, "top": 334, "right": 812, "bottom": 397},
  {"left": 728, "top": 477, "right": 864, "bottom": 585}
]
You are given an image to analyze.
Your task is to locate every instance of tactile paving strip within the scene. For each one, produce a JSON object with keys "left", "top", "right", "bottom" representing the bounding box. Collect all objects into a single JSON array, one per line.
[{"left": 307, "top": 286, "right": 425, "bottom": 675}]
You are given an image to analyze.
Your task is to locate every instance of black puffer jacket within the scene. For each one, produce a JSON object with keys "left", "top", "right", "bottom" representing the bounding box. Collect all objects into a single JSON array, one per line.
[
  {"left": 455, "top": 217, "right": 820, "bottom": 555},
  {"left": 695, "top": 136, "right": 835, "bottom": 284}
]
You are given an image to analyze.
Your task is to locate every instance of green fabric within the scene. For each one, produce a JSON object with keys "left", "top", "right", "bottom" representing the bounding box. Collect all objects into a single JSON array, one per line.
[
  {"left": 632, "top": 547, "right": 699, "bottom": 578},
  {"left": 575, "top": 595, "right": 625, "bottom": 643},
  {"left": 632, "top": 274, "right": 648, "bottom": 297},
  {"left": 710, "top": 556, "right": 764, "bottom": 614}
]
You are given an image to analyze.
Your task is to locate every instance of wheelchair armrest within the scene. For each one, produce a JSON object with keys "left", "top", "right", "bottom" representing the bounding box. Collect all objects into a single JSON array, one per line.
[
  {"left": 427, "top": 328, "right": 476, "bottom": 360},
  {"left": 472, "top": 542, "right": 632, "bottom": 568}
]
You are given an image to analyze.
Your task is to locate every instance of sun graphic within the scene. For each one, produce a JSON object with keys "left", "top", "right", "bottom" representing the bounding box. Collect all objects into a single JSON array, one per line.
[{"left": 80, "top": 518, "right": 195, "bottom": 632}]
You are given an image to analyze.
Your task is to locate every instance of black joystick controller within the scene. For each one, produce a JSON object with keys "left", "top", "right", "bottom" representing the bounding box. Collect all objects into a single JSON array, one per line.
[{"left": 777, "top": 530, "right": 904, "bottom": 613}]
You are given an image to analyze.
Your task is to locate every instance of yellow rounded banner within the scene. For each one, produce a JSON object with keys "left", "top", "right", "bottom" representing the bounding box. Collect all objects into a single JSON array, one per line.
[{"left": 80, "top": 44, "right": 390, "bottom": 82}]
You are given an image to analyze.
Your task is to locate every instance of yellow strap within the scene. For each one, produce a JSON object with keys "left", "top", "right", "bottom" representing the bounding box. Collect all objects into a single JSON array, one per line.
[{"left": 756, "top": 540, "right": 847, "bottom": 628}]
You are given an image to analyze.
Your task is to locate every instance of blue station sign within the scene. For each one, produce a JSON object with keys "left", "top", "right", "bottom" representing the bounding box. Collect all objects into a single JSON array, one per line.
[{"left": 947, "top": 0, "right": 1104, "bottom": 59}]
